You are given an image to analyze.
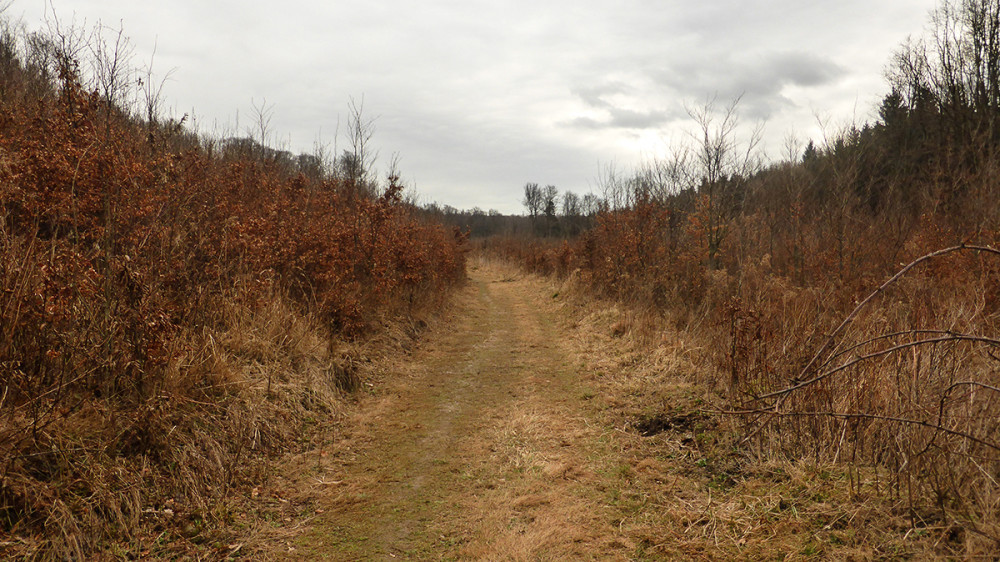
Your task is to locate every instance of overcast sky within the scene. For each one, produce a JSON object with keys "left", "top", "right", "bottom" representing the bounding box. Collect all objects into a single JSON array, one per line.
[{"left": 9, "top": 1, "right": 939, "bottom": 213}]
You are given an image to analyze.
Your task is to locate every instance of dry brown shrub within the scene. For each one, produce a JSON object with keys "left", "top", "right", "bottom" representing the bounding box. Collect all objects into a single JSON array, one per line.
[
  {"left": 724, "top": 246, "right": 1000, "bottom": 554},
  {"left": 489, "top": 135, "right": 1000, "bottom": 555},
  {"left": 0, "top": 16, "right": 465, "bottom": 559}
]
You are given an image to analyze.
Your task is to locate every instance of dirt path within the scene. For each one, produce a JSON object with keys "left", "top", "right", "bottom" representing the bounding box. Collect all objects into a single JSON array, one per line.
[
  {"left": 286, "top": 261, "right": 637, "bottom": 560},
  {"left": 259, "top": 259, "right": 952, "bottom": 561}
]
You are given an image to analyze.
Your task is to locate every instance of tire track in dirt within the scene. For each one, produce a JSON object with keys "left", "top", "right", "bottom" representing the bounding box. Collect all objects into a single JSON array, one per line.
[{"left": 287, "top": 261, "right": 634, "bottom": 560}]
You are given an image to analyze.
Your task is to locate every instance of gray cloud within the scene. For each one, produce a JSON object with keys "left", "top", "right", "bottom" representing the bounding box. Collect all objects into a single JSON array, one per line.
[
  {"left": 769, "top": 52, "right": 845, "bottom": 87},
  {"left": 565, "top": 50, "right": 843, "bottom": 131},
  {"left": 566, "top": 80, "right": 679, "bottom": 130},
  {"left": 572, "top": 82, "right": 630, "bottom": 108},
  {"left": 650, "top": 51, "right": 846, "bottom": 120},
  {"left": 565, "top": 107, "right": 671, "bottom": 130}
]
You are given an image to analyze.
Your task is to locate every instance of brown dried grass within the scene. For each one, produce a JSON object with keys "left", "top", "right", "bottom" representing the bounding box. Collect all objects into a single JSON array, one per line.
[
  {"left": 546, "top": 266, "right": 964, "bottom": 559},
  {"left": 0, "top": 280, "right": 359, "bottom": 560}
]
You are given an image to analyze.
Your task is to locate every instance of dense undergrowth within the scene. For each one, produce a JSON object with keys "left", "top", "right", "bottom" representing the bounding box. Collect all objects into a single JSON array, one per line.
[
  {"left": 489, "top": 164, "right": 1000, "bottom": 557},
  {"left": 488, "top": 137, "right": 1000, "bottom": 558},
  {"left": 0, "top": 15, "right": 465, "bottom": 559},
  {"left": 484, "top": 1, "right": 1000, "bottom": 555}
]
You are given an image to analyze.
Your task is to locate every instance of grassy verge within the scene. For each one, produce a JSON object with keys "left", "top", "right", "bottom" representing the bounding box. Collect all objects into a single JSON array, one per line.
[{"left": 548, "top": 267, "right": 977, "bottom": 559}]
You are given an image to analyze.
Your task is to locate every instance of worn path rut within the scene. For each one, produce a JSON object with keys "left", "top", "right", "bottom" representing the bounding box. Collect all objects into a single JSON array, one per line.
[{"left": 289, "top": 261, "right": 636, "bottom": 560}]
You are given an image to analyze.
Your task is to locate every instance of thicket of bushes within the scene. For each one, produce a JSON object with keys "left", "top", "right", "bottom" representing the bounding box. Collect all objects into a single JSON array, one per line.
[
  {"left": 0, "top": 15, "right": 465, "bottom": 559},
  {"left": 487, "top": 0, "right": 1000, "bottom": 553}
]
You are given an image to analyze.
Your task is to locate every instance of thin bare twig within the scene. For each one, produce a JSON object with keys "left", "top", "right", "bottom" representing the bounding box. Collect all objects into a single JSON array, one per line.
[
  {"left": 755, "top": 333, "right": 1000, "bottom": 402},
  {"left": 937, "top": 381, "right": 1000, "bottom": 426},
  {"left": 712, "top": 408, "right": 1000, "bottom": 452},
  {"left": 760, "top": 244, "right": 1000, "bottom": 401}
]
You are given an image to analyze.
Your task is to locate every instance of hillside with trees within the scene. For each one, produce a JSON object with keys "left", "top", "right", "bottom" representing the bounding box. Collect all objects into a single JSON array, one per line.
[{"left": 483, "top": 0, "right": 1000, "bottom": 554}]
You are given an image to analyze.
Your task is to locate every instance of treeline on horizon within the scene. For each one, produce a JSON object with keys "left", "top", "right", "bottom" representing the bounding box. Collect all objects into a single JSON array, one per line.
[
  {"left": 425, "top": 182, "right": 601, "bottom": 239},
  {"left": 0, "top": 11, "right": 466, "bottom": 558},
  {"left": 482, "top": 0, "right": 1000, "bottom": 290},
  {"left": 483, "top": 0, "right": 1000, "bottom": 552}
]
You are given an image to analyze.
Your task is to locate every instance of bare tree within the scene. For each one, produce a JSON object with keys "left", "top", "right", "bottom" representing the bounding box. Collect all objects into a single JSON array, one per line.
[
  {"left": 345, "top": 95, "right": 378, "bottom": 197},
  {"left": 686, "top": 95, "right": 764, "bottom": 268},
  {"left": 0, "top": 10, "right": 20, "bottom": 101},
  {"left": 581, "top": 193, "right": 603, "bottom": 217},
  {"left": 384, "top": 151, "right": 405, "bottom": 198},
  {"left": 137, "top": 39, "right": 176, "bottom": 152},
  {"left": 633, "top": 145, "right": 694, "bottom": 204},
  {"left": 542, "top": 185, "right": 559, "bottom": 219},
  {"left": 88, "top": 20, "right": 134, "bottom": 135},
  {"left": 561, "top": 191, "right": 580, "bottom": 217},
  {"left": 248, "top": 97, "right": 274, "bottom": 160},
  {"left": 561, "top": 191, "right": 584, "bottom": 237},
  {"left": 887, "top": 0, "right": 1000, "bottom": 136},
  {"left": 541, "top": 184, "right": 559, "bottom": 235},
  {"left": 596, "top": 161, "right": 628, "bottom": 210},
  {"left": 522, "top": 182, "right": 542, "bottom": 219},
  {"left": 311, "top": 125, "right": 337, "bottom": 180},
  {"left": 39, "top": 6, "right": 88, "bottom": 105}
]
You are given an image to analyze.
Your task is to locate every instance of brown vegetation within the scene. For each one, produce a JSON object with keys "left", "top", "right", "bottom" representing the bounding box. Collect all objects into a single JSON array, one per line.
[
  {"left": 0, "top": 15, "right": 465, "bottom": 559},
  {"left": 483, "top": 0, "right": 1000, "bottom": 555}
]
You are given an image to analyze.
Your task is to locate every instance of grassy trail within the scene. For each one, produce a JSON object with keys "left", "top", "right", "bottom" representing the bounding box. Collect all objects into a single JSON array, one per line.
[
  {"left": 259, "top": 259, "right": 938, "bottom": 560},
  {"left": 287, "top": 260, "right": 635, "bottom": 560}
]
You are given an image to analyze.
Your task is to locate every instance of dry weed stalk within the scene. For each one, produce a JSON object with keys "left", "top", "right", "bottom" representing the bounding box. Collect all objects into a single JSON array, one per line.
[{"left": 724, "top": 245, "right": 1000, "bottom": 549}]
